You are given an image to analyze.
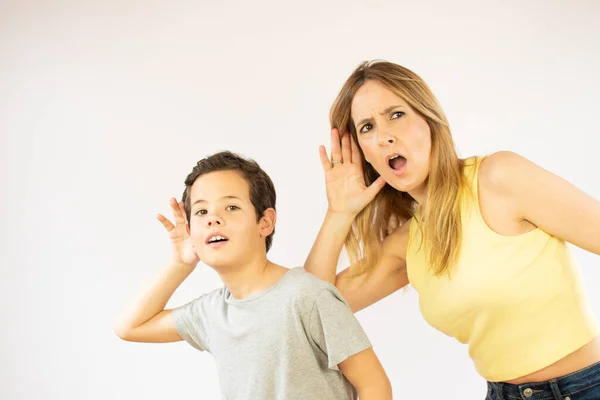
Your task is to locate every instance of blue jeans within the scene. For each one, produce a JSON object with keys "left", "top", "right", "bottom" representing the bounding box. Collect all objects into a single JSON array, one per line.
[{"left": 486, "top": 361, "right": 600, "bottom": 399}]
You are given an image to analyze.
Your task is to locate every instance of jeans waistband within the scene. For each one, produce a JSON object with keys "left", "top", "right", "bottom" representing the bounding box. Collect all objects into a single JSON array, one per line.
[{"left": 487, "top": 361, "right": 600, "bottom": 399}]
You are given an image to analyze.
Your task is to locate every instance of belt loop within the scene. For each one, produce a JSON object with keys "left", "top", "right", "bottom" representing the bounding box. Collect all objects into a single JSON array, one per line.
[
  {"left": 549, "top": 378, "right": 564, "bottom": 400},
  {"left": 496, "top": 382, "right": 505, "bottom": 400}
]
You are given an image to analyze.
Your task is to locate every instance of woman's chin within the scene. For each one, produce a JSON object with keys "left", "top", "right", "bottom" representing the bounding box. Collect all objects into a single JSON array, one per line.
[{"left": 386, "top": 176, "right": 426, "bottom": 198}]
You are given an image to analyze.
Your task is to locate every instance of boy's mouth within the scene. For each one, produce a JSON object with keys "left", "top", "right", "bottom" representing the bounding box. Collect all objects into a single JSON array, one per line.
[{"left": 206, "top": 232, "right": 229, "bottom": 245}]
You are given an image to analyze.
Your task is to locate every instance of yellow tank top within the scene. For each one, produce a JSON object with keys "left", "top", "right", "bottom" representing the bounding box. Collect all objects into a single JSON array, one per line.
[{"left": 406, "top": 156, "right": 599, "bottom": 382}]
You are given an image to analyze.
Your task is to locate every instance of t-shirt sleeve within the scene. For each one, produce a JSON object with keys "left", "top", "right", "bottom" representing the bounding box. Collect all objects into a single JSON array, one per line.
[
  {"left": 171, "top": 293, "right": 214, "bottom": 352},
  {"left": 309, "top": 287, "right": 372, "bottom": 371}
]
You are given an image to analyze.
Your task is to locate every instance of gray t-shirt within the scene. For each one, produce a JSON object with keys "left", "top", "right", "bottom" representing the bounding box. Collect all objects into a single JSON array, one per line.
[{"left": 172, "top": 267, "right": 372, "bottom": 400}]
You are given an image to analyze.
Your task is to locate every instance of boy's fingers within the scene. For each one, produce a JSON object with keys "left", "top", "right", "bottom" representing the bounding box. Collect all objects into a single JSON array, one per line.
[
  {"left": 157, "top": 214, "right": 175, "bottom": 231},
  {"left": 178, "top": 201, "right": 189, "bottom": 225},
  {"left": 170, "top": 197, "right": 186, "bottom": 225}
]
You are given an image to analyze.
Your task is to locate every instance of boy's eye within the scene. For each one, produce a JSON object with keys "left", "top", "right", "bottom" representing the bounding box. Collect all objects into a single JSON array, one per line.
[
  {"left": 359, "top": 123, "right": 373, "bottom": 134},
  {"left": 226, "top": 205, "right": 240, "bottom": 211},
  {"left": 391, "top": 111, "right": 405, "bottom": 119}
]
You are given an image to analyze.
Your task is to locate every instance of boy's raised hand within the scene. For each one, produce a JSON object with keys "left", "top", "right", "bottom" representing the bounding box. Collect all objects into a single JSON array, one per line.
[{"left": 157, "top": 197, "right": 200, "bottom": 267}]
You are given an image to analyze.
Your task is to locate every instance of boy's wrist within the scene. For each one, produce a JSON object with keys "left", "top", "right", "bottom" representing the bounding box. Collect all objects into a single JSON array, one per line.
[{"left": 167, "top": 259, "right": 198, "bottom": 273}]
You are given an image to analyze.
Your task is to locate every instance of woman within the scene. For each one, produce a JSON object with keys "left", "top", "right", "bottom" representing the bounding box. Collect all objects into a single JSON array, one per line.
[{"left": 305, "top": 60, "right": 600, "bottom": 399}]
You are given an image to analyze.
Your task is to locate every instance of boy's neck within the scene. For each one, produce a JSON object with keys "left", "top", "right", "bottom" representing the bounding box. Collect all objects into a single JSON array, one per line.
[{"left": 218, "top": 254, "right": 288, "bottom": 300}]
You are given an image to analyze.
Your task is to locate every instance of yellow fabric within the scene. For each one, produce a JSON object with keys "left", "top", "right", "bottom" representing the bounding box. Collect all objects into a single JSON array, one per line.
[{"left": 406, "top": 156, "right": 599, "bottom": 382}]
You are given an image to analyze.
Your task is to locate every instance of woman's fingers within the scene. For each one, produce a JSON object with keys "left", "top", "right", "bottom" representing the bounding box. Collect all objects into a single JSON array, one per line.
[
  {"left": 341, "top": 131, "right": 352, "bottom": 164},
  {"left": 330, "top": 128, "right": 342, "bottom": 164}
]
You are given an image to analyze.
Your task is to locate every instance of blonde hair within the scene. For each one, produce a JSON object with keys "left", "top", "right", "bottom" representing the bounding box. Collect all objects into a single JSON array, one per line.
[{"left": 330, "top": 60, "right": 465, "bottom": 276}]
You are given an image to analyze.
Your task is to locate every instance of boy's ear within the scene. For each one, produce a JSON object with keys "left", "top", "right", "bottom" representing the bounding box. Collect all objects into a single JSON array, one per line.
[{"left": 259, "top": 208, "right": 276, "bottom": 237}]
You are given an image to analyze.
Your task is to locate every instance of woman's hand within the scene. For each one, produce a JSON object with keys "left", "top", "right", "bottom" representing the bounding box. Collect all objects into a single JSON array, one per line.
[{"left": 319, "top": 128, "right": 386, "bottom": 216}]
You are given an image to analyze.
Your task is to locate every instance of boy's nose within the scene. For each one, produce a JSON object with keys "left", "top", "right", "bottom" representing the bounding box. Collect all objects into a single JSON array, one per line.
[{"left": 206, "top": 215, "right": 222, "bottom": 227}]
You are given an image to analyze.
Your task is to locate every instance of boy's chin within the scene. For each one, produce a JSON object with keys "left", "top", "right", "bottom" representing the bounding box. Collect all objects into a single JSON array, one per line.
[{"left": 201, "top": 254, "right": 239, "bottom": 272}]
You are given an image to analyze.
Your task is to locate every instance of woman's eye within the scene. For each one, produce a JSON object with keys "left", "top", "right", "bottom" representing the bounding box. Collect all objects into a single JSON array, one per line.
[
  {"left": 391, "top": 111, "right": 405, "bottom": 119},
  {"left": 226, "top": 205, "right": 239, "bottom": 211},
  {"left": 195, "top": 209, "right": 207, "bottom": 216},
  {"left": 359, "top": 123, "right": 373, "bottom": 133}
]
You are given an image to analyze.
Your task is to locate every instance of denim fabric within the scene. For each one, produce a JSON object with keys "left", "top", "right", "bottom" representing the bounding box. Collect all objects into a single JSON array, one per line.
[{"left": 486, "top": 361, "right": 600, "bottom": 399}]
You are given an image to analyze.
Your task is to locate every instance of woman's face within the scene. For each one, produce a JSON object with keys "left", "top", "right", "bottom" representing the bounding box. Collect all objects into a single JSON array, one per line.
[{"left": 351, "top": 80, "right": 432, "bottom": 200}]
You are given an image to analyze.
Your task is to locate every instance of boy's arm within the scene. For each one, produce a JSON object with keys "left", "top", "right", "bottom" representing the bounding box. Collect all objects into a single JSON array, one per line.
[
  {"left": 339, "top": 348, "right": 393, "bottom": 400},
  {"left": 113, "top": 260, "right": 195, "bottom": 342},
  {"left": 309, "top": 287, "right": 392, "bottom": 398},
  {"left": 114, "top": 198, "right": 200, "bottom": 343}
]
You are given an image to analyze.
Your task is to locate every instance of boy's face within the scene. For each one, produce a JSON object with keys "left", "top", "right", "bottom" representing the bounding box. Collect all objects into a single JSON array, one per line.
[{"left": 188, "top": 170, "right": 272, "bottom": 270}]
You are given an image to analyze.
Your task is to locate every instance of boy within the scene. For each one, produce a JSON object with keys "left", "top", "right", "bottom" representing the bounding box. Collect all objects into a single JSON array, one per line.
[{"left": 114, "top": 151, "right": 392, "bottom": 399}]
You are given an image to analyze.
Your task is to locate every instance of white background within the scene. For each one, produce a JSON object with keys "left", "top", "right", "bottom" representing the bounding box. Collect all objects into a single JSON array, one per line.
[{"left": 1, "top": 1, "right": 599, "bottom": 398}]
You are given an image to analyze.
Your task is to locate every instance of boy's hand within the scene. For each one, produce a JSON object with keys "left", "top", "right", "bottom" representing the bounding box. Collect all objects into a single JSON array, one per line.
[{"left": 157, "top": 197, "right": 200, "bottom": 267}]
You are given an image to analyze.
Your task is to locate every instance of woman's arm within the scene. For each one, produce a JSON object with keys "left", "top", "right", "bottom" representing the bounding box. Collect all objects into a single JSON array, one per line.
[
  {"left": 481, "top": 151, "right": 600, "bottom": 255},
  {"left": 305, "top": 129, "right": 406, "bottom": 311},
  {"left": 304, "top": 210, "right": 355, "bottom": 284},
  {"left": 305, "top": 212, "right": 409, "bottom": 312},
  {"left": 335, "top": 222, "right": 410, "bottom": 312},
  {"left": 305, "top": 211, "right": 410, "bottom": 313},
  {"left": 305, "top": 130, "right": 385, "bottom": 282}
]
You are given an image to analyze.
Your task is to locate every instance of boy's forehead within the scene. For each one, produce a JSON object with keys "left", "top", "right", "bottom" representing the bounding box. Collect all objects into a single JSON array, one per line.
[{"left": 190, "top": 170, "right": 250, "bottom": 202}]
